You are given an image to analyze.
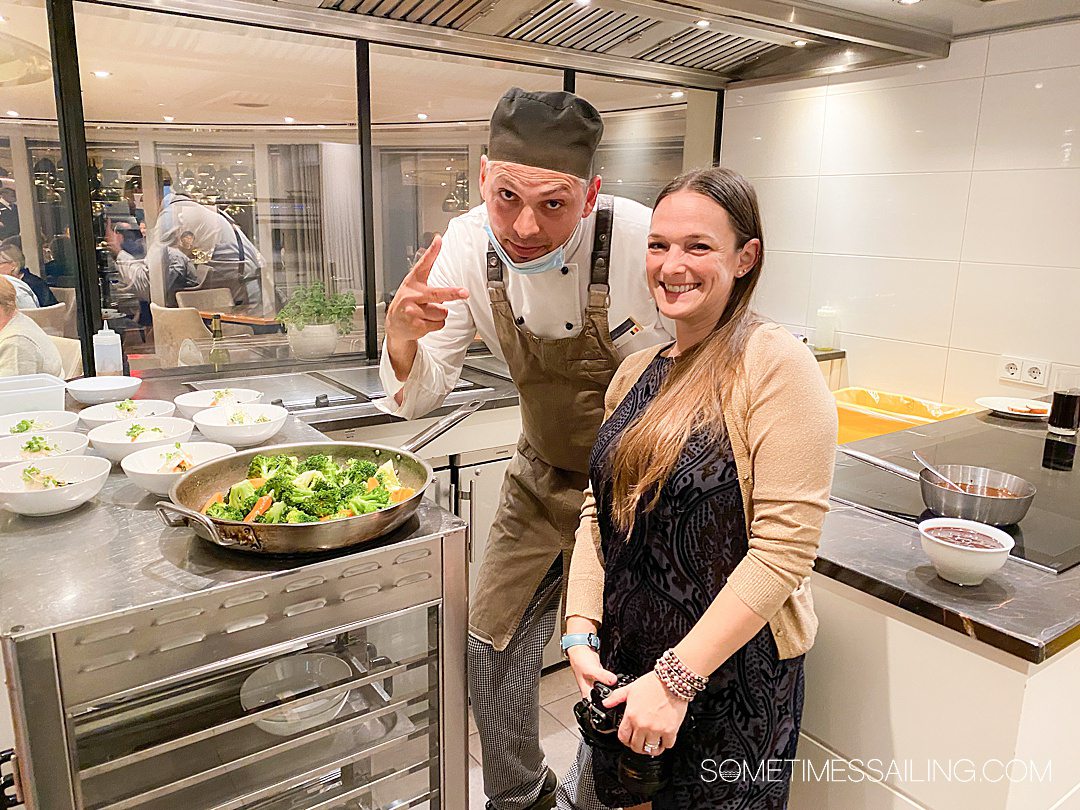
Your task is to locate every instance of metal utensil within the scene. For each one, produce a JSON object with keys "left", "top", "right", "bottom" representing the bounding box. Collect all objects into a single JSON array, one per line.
[
  {"left": 838, "top": 447, "right": 1036, "bottom": 526},
  {"left": 157, "top": 399, "right": 482, "bottom": 554},
  {"left": 912, "top": 450, "right": 963, "bottom": 493}
]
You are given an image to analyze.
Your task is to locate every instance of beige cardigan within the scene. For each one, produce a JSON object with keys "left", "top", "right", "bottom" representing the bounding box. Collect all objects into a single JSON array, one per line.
[{"left": 565, "top": 322, "right": 837, "bottom": 659}]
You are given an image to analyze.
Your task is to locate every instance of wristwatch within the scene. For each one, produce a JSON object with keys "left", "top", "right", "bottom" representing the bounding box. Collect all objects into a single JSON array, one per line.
[{"left": 560, "top": 633, "right": 601, "bottom": 654}]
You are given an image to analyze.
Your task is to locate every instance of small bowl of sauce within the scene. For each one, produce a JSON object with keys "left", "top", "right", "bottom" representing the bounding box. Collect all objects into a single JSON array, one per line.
[{"left": 918, "top": 518, "right": 1015, "bottom": 586}]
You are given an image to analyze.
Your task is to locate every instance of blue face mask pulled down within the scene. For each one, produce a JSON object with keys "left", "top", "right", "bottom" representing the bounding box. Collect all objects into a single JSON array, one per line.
[{"left": 483, "top": 223, "right": 567, "bottom": 276}]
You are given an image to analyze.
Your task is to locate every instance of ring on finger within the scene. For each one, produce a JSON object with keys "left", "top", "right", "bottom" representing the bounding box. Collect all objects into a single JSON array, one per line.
[{"left": 643, "top": 739, "right": 662, "bottom": 755}]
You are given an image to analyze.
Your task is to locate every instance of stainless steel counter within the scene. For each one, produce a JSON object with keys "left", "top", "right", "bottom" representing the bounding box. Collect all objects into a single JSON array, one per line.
[{"left": 0, "top": 415, "right": 464, "bottom": 642}]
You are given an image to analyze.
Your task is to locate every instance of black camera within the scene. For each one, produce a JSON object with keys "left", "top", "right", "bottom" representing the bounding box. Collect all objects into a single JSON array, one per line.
[{"left": 573, "top": 675, "right": 672, "bottom": 797}]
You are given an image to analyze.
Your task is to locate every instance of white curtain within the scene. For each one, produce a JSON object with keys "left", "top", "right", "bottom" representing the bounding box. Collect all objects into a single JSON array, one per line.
[{"left": 319, "top": 142, "right": 364, "bottom": 298}]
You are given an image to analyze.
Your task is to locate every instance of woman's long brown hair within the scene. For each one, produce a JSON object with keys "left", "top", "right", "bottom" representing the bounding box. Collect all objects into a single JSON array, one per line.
[{"left": 610, "top": 167, "right": 766, "bottom": 535}]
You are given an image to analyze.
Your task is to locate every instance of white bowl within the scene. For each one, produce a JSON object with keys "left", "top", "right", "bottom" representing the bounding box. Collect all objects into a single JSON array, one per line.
[
  {"left": 240, "top": 653, "right": 351, "bottom": 736},
  {"left": 0, "top": 432, "right": 89, "bottom": 467},
  {"left": 174, "top": 388, "right": 264, "bottom": 420},
  {"left": 88, "top": 417, "right": 195, "bottom": 463},
  {"left": 918, "top": 518, "right": 1015, "bottom": 586},
  {"left": 0, "top": 456, "right": 111, "bottom": 516},
  {"left": 194, "top": 404, "right": 288, "bottom": 448},
  {"left": 121, "top": 441, "right": 236, "bottom": 496},
  {"left": 66, "top": 376, "right": 142, "bottom": 405},
  {"left": 0, "top": 410, "right": 80, "bottom": 436},
  {"left": 80, "top": 399, "right": 176, "bottom": 430}
]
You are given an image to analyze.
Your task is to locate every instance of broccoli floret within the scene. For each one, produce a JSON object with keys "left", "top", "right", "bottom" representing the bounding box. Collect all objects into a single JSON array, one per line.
[
  {"left": 257, "top": 469, "right": 294, "bottom": 499},
  {"left": 346, "top": 486, "right": 390, "bottom": 516},
  {"left": 248, "top": 454, "right": 300, "bottom": 481},
  {"left": 206, "top": 501, "right": 246, "bottom": 521},
  {"left": 284, "top": 508, "right": 316, "bottom": 524},
  {"left": 342, "top": 458, "right": 379, "bottom": 484},
  {"left": 227, "top": 479, "right": 258, "bottom": 511},
  {"left": 299, "top": 454, "right": 339, "bottom": 484},
  {"left": 304, "top": 488, "right": 343, "bottom": 518},
  {"left": 258, "top": 501, "right": 288, "bottom": 524}
]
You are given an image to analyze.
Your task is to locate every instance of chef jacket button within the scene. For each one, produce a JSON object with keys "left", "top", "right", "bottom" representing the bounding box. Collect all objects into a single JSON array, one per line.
[
  {"left": 515, "top": 317, "right": 524, "bottom": 326},
  {"left": 565, "top": 322, "right": 573, "bottom": 331},
  {"left": 561, "top": 266, "right": 569, "bottom": 275}
]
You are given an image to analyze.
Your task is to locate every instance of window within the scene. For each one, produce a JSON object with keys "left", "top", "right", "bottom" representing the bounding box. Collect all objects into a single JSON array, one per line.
[{"left": 72, "top": 2, "right": 365, "bottom": 371}]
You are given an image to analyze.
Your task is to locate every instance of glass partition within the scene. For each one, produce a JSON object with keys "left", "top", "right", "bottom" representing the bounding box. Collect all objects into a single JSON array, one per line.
[
  {"left": 71, "top": 1, "right": 365, "bottom": 372},
  {"left": 0, "top": 0, "right": 82, "bottom": 379},
  {"left": 369, "top": 45, "right": 563, "bottom": 345}
]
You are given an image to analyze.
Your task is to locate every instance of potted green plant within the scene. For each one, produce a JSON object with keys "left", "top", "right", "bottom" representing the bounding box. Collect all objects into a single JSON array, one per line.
[{"left": 277, "top": 282, "right": 357, "bottom": 360}]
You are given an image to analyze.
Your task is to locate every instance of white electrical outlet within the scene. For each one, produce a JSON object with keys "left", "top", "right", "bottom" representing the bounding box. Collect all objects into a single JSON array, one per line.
[
  {"left": 1020, "top": 359, "right": 1050, "bottom": 388},
  {"left": 998, "top": 356, "right": 1023, "bottom": 382}
]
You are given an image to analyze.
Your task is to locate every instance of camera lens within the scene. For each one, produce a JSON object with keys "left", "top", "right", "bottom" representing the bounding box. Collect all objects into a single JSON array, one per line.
[{"left": 618, "top": 751, "right": 670, "bottom": 797}]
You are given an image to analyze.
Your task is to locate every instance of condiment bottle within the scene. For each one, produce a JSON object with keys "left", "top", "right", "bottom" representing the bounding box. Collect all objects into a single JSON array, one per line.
[{"left": 92, "top": 325, "right": 123, "bottom": 376}]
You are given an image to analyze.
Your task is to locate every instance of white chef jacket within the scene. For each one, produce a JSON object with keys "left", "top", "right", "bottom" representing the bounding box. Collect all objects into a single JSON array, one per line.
[{"left": 379, "top": 197, "right": 673, "bottom": 420}]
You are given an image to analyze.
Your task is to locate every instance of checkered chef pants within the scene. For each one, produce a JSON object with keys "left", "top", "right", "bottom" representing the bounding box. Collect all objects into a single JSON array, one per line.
[{"left": 468, "top": 559, "right": 616, "bottom": 810}]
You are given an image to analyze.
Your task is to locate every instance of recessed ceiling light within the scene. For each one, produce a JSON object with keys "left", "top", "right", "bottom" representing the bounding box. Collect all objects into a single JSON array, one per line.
[
  {"left": 617, "top": 179, "right": 623, "bottom": 184},
  {"left": 284, "top": 116, "right": 296, "bottom": 124},
  {"left": 162, "top": 115, "right": 175, "bottom": 122},
  {"left": 792, "top": 39, "right": 808, "bottom": 48},
  {"left": 417, "top": 113, "right": 429, "bottom": 120},
  {"left": 186, "top": 152, "right": 192, "bottom": 157},
  {"left": 445, "top": 166, "right": 453, "bottom": 171},
  {"left": 670, "top": 91, "right": 685, "bottom": 99},
  {"left": 236, "top": 160, "right": 243, "bottom": 164},
  {"left": 1034, "top": 82, "right": 1044, "bottom": 89},
  {"left": 92, "top": 70, "right": 111, "bottom": 79},
  {"left": 441, "top": 182, "right": 447, "bottom": 187},
  {"left": 695, "top": 19, "right": 710, "bottom": 28},
  {"left": 5, "top": 111, "right": 18, "bottom": 118},
  {"left": 916, "top": 63, "right": 926, "bottom": 70},
  {"left": 895, "top": 0, "right": 922, "bottom": 5}
]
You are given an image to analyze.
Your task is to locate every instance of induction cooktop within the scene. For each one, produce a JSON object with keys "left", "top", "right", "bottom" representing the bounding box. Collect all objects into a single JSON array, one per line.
[{"left": 831, "top": 415, "right": 1080, "bottom": 574}]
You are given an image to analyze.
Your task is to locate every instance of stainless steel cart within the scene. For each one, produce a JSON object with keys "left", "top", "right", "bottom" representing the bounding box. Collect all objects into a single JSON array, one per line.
[{"left": 0, "top": 463, "right": 468, "bottom": 810}]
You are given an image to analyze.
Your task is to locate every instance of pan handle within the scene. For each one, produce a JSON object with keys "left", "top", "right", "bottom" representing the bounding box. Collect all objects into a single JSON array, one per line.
[
  {"left": 400, "top": 399, "right": 483, "bottom": 454},
  {"left": 837, "top": 447, "right": 922, "bottom": 482},
  {"left": 155, "top": 501, "right": 243, "bottom": 547}
]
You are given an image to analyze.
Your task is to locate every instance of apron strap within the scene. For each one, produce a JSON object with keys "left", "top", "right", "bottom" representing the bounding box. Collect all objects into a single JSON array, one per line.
[
  {"left": 588, "top": 194, "right": 614, "bottom": 308},
  {"left": 486, "top": 248, "right": 503, "bottom": 288}
]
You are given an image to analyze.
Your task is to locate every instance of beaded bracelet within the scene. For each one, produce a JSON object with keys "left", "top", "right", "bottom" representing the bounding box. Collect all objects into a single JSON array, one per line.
[{"left": 654, "top": 648, "right": 708, "bottom": 702}]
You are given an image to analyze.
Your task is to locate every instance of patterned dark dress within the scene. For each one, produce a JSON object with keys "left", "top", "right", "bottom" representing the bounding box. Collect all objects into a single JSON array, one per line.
[{"left": 590, "top": 353, "right": 805, "bottom": 810}]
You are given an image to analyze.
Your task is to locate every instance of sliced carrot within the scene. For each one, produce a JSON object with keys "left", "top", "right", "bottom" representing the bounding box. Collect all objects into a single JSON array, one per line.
[
  {"left": 366, "top": 476, "right": 380, "bottom": 492},
  {"left": 248, "top": 477, "right": 267, "bottom": 489},
  {"left": 390, "top": 487, "right": 415, "bottom": 504},
  {"left": 201, "top": 492, "right": 224, "bottom": 514},
  {"left": 337, "top": 509, "right": 355, "bottom": 518},
  {"left": 243, "top": 495, "right": 274, "bottom": 523},
  {"left": 319, "top": 515, "right": 333, "bottom": 522}
]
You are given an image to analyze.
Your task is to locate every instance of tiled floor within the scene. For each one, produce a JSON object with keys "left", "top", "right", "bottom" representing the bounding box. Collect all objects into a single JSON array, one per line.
[{"left": 468, "top": 665, "right": 582, "bottom": 809}]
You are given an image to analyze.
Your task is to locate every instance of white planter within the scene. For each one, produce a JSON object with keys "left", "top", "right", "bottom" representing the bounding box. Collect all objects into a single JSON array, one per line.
[{"left": 286, "top": 323, "right": 340, "bottom": 360}]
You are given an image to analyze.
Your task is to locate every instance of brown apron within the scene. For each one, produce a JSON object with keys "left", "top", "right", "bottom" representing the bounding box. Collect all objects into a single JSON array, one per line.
[{"left": 469, "top": 196, "right": 620, "bottom": 651}]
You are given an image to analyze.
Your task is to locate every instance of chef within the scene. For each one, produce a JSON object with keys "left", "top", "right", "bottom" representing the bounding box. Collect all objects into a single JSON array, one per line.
[{"left": 380, "top": 87, "right": 671, "bottom": 810}]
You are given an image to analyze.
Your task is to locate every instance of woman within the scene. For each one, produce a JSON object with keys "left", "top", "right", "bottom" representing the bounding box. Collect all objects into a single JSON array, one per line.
[
  {"left": 0, "top": 275, "right": 62, "bottom": 378},
  {"left": 561, "top": 167, "right": 837, "bottom": 809}
]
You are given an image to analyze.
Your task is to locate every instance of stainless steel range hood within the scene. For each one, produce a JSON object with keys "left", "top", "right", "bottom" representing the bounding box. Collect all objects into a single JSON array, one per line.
[{"left": 112, "top": 0, "right": 1078, "bottom": 86}]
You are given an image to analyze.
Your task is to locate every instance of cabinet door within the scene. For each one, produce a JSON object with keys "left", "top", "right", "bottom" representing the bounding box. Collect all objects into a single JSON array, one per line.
[{"left": 459, "top": 459, "right": 564, "bottom": 669}]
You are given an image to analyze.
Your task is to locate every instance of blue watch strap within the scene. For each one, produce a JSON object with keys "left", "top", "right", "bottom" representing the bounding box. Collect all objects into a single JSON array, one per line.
[{"left": 560, "top": 633, "right": 600, "bottom": 652}]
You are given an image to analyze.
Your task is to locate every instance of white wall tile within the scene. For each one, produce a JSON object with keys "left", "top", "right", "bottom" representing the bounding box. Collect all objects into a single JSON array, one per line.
[
  {"left": 942, "top": 349, "right": 1043, "bottom": 406},
  {"left": 753, "top": 176, "right": 818, "bottom": 252},
  {"left": 974, "top": 67, "right": 1080, "bottom": 170},
  {"left": 837, "top": 333, "right": 948, "bottom": 401},
  {"left": 726, "top": 77, "right": 827, "bottom": 107},
  {"left": 950, "top": 262, "right": 1080, "bottom": 366},
  {"left": 820, "top": 79, "right": 982, "bottom": 175},
  {"left": 721, "top": 97, "right": 825, "bottom": 177},
  {"left": 754, "top": 250, "right": 812, "bottom": 326},
  {"left": 808, "top": 254, "right": 958, "bottom": 346},
  {"left": 827, "top": 37, "right": 989, "bottom": 96},
  {"left": 814, "top": 173, "right": 970, "bottom": 261},
  {"left": 962, "top": 169, "right": 1080, "bottom": 268},
  {"left": 986, "top": 20, "right": 1080, "bottom": 75}
]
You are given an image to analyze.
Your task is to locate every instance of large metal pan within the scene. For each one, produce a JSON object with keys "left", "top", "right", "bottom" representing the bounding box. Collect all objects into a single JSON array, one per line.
[
  {"left": 838, "top": 447, "right": 1036, "bottom": 526},
  {"left": 156, "top": 400, "right": 482, "bottom": 554}
]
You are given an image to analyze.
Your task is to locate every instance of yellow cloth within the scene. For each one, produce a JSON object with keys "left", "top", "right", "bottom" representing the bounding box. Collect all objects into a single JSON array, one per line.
[{"left": 566, "top": 322, "right": 838, "bottom": 659}]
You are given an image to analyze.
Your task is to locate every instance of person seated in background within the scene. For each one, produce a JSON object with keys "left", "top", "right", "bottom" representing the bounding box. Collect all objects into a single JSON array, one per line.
[
  {"left": 0, "top": 243, "right": 57, "bottom": 308},
  {"left": 105, "top": 217, "right": 152, "bottom": 325},
  {"left": 0, "top": 187, "right": 19, "bottom": 241},
  {"left": 0, "top": 276, "right": 62, "bottom": 377},
  {"left": 0, "top": 245, "right": 41, "bottom": 310}
]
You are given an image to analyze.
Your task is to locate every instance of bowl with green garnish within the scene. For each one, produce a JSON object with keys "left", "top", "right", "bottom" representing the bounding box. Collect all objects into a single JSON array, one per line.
[
  {"left": 87, "top": 417, "right": 194, "bottom": 463},
  {"left": 0, "top": 411, "right": 79, "bottom": 436},
  {"left": 0, "top": 432, "right": 89, "bottom": 467},
  {"left": 0, "top": 456, "right": 111, "bottom": 516}
]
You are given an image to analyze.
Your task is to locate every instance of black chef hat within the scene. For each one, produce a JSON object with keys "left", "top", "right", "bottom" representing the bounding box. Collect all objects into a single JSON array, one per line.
[{"left": 488, "top": 88, "right": 604, "bottom": 180}]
